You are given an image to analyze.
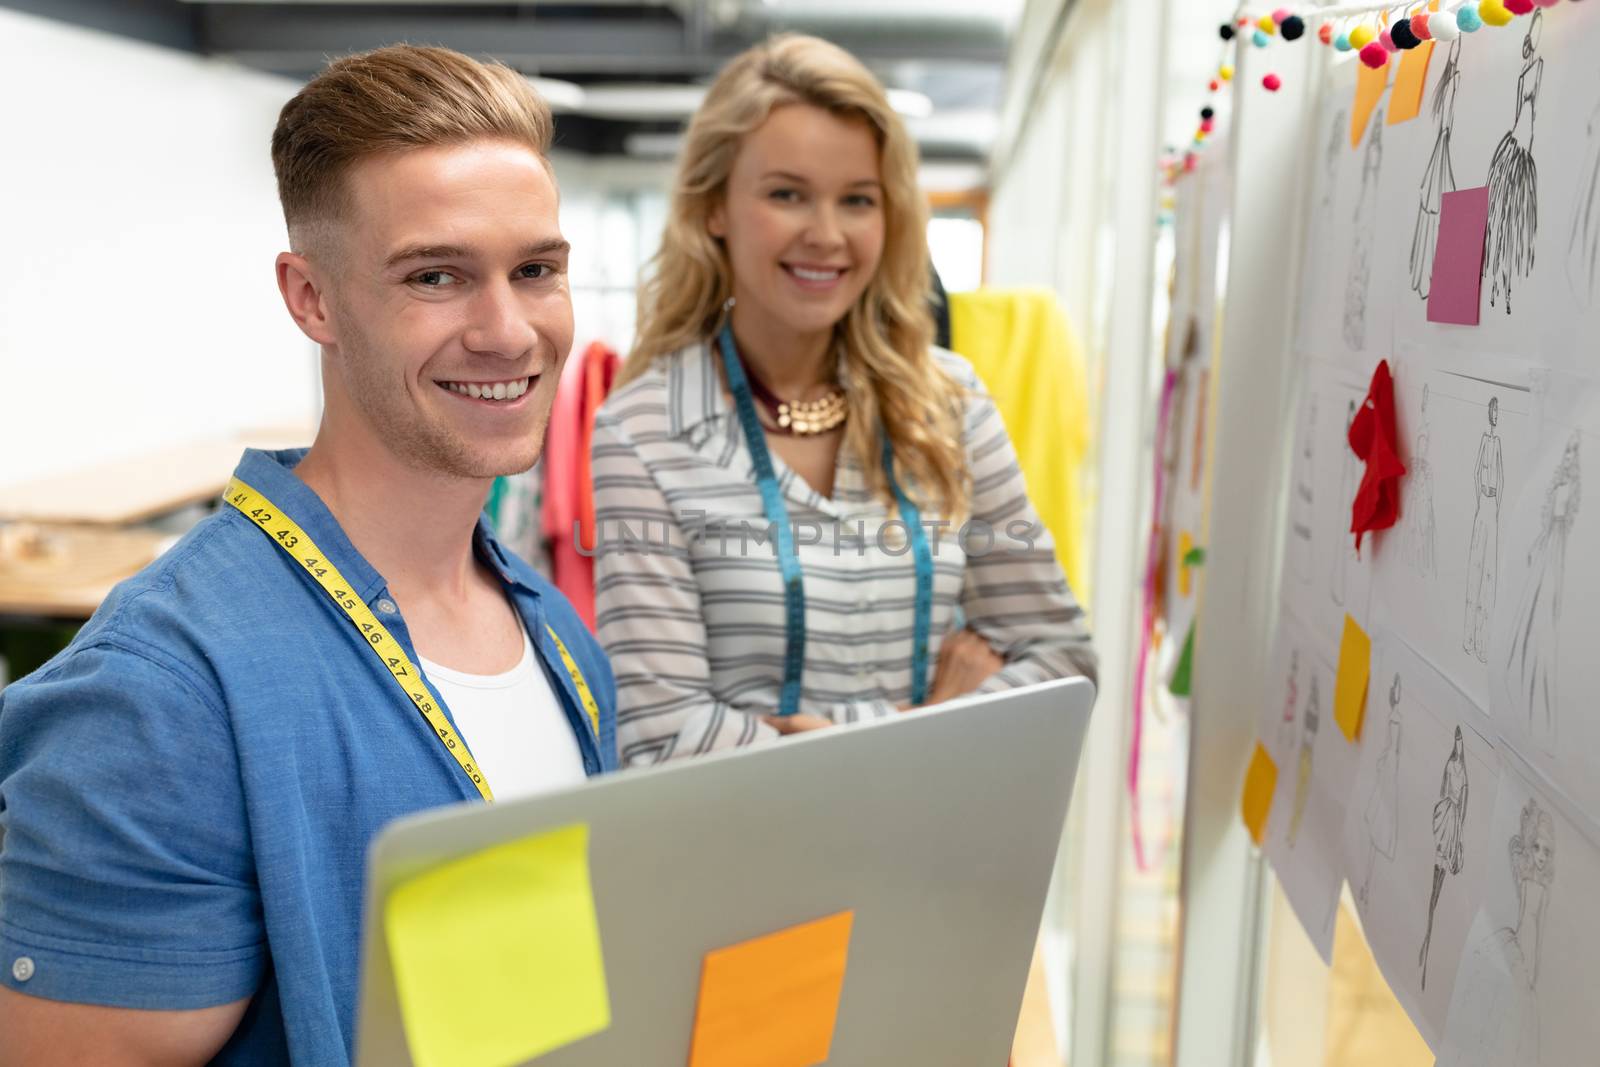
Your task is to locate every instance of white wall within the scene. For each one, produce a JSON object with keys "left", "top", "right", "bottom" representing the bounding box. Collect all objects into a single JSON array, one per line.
[{"left": 0, "top": 11, "right": 315, "bottom": 489}]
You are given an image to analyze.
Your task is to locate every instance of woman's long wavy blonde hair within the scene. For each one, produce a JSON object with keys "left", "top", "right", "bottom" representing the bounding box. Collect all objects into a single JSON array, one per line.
[{"left": 619, "top": 33, "right": 969, "bottom": 518}]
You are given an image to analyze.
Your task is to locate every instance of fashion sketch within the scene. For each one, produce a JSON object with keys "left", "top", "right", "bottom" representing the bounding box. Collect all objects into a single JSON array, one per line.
[
  {"left": 1438, "top": 797, "right": 1554, "bottom": 1067},
  {"left": 1504, "top": 433, "right": 1580, "bottom": 750},
  {"left": 1484, "top": 12, "right": 1544, "bottom": 315},
  {"left": 1464, "top": 398, "right": 1503, "bottom": 664},
  {"left": 1331, "top": 399, "right": 1358, "bottom": 605},
  {"left": 1345, "top": 110, "right": 1385, "bottom": 350},
  {"left": 1277, "top": 647, "right": 1301, "bottom": 759},
  {"left": 1322, "top": 108, "right": 1347, "bottom": 212},
  {"left": 1404, "top": 384, "right": 1438, "bottom": 579},
  {"left": 1421, "top": 726, "right": 1470, "bottom": 990},
  {"left": 1411, "top": 39, "right": 1463, "bottom": 301},
  {"left": 1359, "top": 674, "right": 1403, "bottom": 910},
  {"left": 1291, "top": 394, "right": 1316, "bottom": 582},
  {"left": 1288, "top": 674, "right": 1321, "bottom": 848},
  {"left": 1569, "top": 89, "right": 1600, "bottom": 304}
]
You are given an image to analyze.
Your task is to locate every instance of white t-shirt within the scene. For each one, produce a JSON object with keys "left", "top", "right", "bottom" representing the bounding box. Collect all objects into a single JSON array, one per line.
[{"left": 418, "top": 625, "right": 587, "bottom": 802}]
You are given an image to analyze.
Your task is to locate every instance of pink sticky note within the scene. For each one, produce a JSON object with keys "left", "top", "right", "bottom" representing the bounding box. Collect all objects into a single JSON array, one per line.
[{"left": 1427, "top": 187, "right": 1490, "bottom": 326}]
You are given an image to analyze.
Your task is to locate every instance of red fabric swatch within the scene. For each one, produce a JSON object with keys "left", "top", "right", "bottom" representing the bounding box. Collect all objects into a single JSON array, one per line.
[{"left": 1347, "top": 359, "right": 1408, "bottom": 554}]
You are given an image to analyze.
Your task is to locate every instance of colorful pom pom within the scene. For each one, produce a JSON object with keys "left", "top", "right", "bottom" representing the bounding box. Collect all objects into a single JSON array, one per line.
[
  {"left": 1349, "top": 23, "right": 1377, "bottom": 47},
  {"left": 1220, "top": 22, "right": 1237, "bottom": 40},
  {"left": 1258, "top": 14, "right": 1278, "bottom": 33},
  {"left": 1319, "top": 22, "right": 1335, "bottom": 44},
  {"left": 1220, "top": 64, "right": 1235, "bottom": 81},
  {"left": 1454, "top": 6, "right": 1481, "bottom": 31},
  {"left": 1209, "top": 79, "right": 1221, "bottom": 91},
  {"left": 1201, "top": 118, "right": 1216, "bottom": 133},
  {"left": 1504, "top": 0, "right": 1535, "bottom": 13},
  {"left": 1430, "top": 12, "right": 1460, "bottom": 38},
  {"left": 1201, "top": 106, "right": 1216, "bottom": 120},
  {"left": 1335, "top": 31, "right": 1353, "bottom": 50},
  {"left": 1412, "top": 14, "right": 1433, "bottom": 39},
  {"left": 1262, "top": 72, "right": 1283, "bottom": 92},
  {"left": 1253, "top": 29, "right": 1271, "bottom": 47},
  {"left": 1392, "top": 18, "right": 1421, "bottom": 48},
  {"left": 1533, "top": 0, "right": 1562, "bottom": 8},
  {"left": 1272, "top": 7, "right": 1292, "bottom": 23},
  {"left": 1281, "top": 15, "right": 1306, "bottom": 40},
  {"left": 1380, "top": 28, "right": 1398, "bottom": 50},
  {"left": 1479, "top": 0, "right": 1514, "bottom": 25},
  {"left": 1360, "top": 41, "right": 1391, "bottom": 67}
]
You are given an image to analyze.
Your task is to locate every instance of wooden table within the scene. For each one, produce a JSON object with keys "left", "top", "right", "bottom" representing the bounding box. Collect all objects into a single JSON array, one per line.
[
  {"left": 0, "top": 429, "right": 312, "bottom": 527},
  {"left": 0, "top": 524, "right": 174, "bottom": 621}
]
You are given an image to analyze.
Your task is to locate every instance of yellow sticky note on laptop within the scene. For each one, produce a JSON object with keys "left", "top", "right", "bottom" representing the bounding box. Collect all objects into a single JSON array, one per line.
[
  {"left": 1334, "top": 614, "right": 1372, "bottom": 742},
  {"left": 385, "top": 823, "right": 610, "bottom": 1067}
]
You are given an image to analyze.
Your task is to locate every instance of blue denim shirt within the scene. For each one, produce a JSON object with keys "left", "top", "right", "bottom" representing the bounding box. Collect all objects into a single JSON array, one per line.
[{"left": 0, "top": 448, "right": 618, "bottom": 1064}]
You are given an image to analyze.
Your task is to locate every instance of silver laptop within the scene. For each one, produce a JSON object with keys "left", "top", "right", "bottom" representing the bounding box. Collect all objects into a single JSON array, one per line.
[{"left": 355, "top": 677, "right": 1094, "bottom": 1066}]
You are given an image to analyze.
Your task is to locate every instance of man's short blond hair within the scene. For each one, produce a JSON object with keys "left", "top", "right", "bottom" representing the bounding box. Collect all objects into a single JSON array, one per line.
[{"left": 271, "top": 44, "right": 554, "bottom": 250}]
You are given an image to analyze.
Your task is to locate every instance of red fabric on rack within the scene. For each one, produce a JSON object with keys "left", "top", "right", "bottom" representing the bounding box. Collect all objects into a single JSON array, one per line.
[
  {"left": 542, "top": 340, "right": 621, "bottom": 631},
  {"left": 1347, "top": 359, "right": 1407, "bottom": 554}
]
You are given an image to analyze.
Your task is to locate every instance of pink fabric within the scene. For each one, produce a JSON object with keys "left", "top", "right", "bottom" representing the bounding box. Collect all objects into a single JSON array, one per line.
[{"left": 542, "top": 341, "right": 621, "bottom": 632}]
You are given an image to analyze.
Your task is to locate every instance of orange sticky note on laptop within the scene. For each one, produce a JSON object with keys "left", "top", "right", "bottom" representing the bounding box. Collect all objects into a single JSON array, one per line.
[{"left": 689, "top": 910, "right": 854, "bottom": 1067}]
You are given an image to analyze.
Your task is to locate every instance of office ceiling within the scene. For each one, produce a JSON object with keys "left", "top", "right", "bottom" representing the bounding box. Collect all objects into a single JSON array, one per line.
[{"left": 9, "top": 0, "right": 1020, "bottom": 159}]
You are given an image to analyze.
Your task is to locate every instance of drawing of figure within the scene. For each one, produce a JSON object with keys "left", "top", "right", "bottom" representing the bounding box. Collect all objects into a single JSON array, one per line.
[
  {"left": 1345, "top": 111, "right": 1385, "bottom": 350},
  {"left": 1291, "top": 395, "right": 1316, "bottom": 582},
  {"left": 1421, "top": 726, "right": 1470, "bottom": 990},
  {"left": 1277, "top": 648, "right": 1301, "bottom": 758},
  {"left": 1484, "top": 11, "right": 1544, "bottom": 315},
  {"left": 1504, "top": 432, "right": 1581, "bottom": 750},
  {"left": 1436, "top": 797, "right": 1554, "bottom": 1067},
  {"left": 1288, "top": 674, "right": 1320, "bottom": 848},
  {"left": 1411, "top": 39, "right": 1462, "bottom": 301},
  {"left": 1568, "top": 90, "right": 1600, "bottom": 304},
  {"left": 1331, "top": 399, "right": 1358, "bottom": 605},
  {"left": 1322, "top": 108, "right": 1347, "bottom": 212},
  {"left": 1464, "top": 398, "right": 1503, "bottom": 663},
  {"left": 1404, "top": 384, "right": 1438, "bottom": 578},
  {"left": 1359, "top": 674, "right": 1403, "bottom": 910}
]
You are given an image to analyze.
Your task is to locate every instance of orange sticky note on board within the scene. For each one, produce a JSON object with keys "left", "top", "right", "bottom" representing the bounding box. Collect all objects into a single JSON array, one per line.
[
  {"left": 1387, "top": 40, "right": 1436, "bottom": 124},
  {"left": 1241, "top": 743, "right": 1278, "bottom": 845},
  {"left": 1351, "top": 60, "right": 1390, "bottom": 148},
  {"left": 1177, "top": 530, "right": 1196, "bottom": 598},
  {"left": 1334, "top": 614, "right": 1373, "bottom": 741},
  {"left": 689, "top": 911, "right": 854, "bottom": 1067}
]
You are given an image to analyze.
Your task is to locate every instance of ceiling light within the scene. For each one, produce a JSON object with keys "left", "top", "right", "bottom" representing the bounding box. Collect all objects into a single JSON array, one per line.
[
  {"left": 527, "top": 77, "right": 586, "bottom": 113},
  {"left": 886, "top": 89, "right": 934, "bottom": 119}
]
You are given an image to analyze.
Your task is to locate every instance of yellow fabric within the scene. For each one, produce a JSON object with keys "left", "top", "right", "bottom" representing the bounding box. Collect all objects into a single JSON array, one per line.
[{"left": 949, "top": 288, "right": 1093, "bottom": 604}]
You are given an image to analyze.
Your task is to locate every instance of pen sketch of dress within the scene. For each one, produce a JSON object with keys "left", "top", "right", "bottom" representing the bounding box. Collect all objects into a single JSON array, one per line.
[
  {"left": 1322, "top": 108, "right": 1347, "bottom": 211},
  {"left": 1504, "top": 433, "right": 1580, "bottom": 750},
  {"left": 1421, "top": 726, "right": 1469, "bottom": 990},
  {"left": 1484, "top": 12, "right": 1544, "bottom": 315},
  {"left": 1288, "top": 674, "right": 1320, "bottom": 848},
  {"left": 1291, "top": 395, "right": 1316, "bottom": 582},
  {"left": 1464, "top": 398, "right": 1503, "bottom": 664},
  {"left": 1569, "top": 90, "right": 1600, "bottom": 304},
  {"left": 1404, "top": 384, "right": 1438, "bottom": 579},
  {"left": 1331, "top": 400, "right": 1358, "bottom": 605},
  {"left": 1345, "top": 111, "right": 1385, "bottom": 350},
  {"left": 1436, "top": 798, "right": 1554, "bottom": 1067},
  {"left": 1411, "top": 39, "right": 1462, "bottom": 301},
  {"left": 1359, "top": 674, "right": 1403, "bottom": 910}
]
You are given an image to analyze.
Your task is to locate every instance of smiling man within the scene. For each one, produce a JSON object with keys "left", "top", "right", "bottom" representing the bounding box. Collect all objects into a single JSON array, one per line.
[{"left": 0, "top": 46, "right": 616, "bottom": 1065}]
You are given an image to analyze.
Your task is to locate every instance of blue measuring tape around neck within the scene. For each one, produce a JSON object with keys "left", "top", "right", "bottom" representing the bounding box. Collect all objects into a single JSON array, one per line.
[{"left": 716, "top": 323, "right": 934, "bottom": 715}]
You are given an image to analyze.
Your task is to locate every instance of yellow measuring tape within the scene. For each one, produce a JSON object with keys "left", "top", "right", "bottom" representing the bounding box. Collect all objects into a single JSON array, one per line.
[{"left": 225, "top": 478, "right": 602, "bottom": 801}]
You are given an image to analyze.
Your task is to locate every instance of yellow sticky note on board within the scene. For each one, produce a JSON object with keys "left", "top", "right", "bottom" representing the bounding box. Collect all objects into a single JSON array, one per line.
[
  {"left": 1334, "top": 614, "right": 1373, "bottom": 742},
  {"left": 690, "top": 911, "right": 855, "bottom": 1067},
  {"left": 385, "top": 824, "right": 610, "bottom": 1067},
  {"left": 1387, "top": 40, "right": 1436, "bottom": 124},
  {"left": 1351, "top": 60, "right": 1390, "bottom": 148},
  {"left": 1241, "top": 743, "right": 1278, "bottom": 846}
]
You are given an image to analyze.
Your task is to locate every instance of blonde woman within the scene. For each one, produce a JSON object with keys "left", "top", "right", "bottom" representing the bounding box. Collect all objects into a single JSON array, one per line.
[{"left": 592, "top": 34, "right": 1096, "bottom": 765}]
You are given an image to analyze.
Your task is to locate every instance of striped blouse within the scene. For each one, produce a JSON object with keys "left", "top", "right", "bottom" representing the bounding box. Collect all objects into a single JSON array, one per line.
[{"left": 590, "top": 342, "right": 1097, "bottom": 766}]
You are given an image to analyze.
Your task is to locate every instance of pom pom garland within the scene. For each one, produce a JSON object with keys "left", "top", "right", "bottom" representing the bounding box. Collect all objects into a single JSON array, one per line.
[
  {"left": 1201, "top": 106, "right": 1216, "bottom": 120},
  {"left": 1349, "top": 23, "right": 1377, "bottom": 47},
  {"left": 1201, "top": 118, "right": 1216, "bottom": 133},
  {"left": 1457, "top": 5, "right": 1483, "bottom": 30},
  {"left": 1258, "top": 14, "right": 1278, "bottom": 33},
  {"left": 1391, "top": 18, "right": 1421, "bottom": 48},
  {"left": 1360, "top": 40, "right": 1391, "bottom": 67},
  {"left": 1319, "top": 22, "right": 1335, "bottom": 44},
  {"left": 1504, "top": 0, "right": 1535, "bottom": 13},
  {"left": 1210, "top": 79, "right": 1221, "bottom": 91},
  {"left": 1335, "top": 31, "right": 1354, "bottom": 50},
  {"left": 1412, "top": 13, "right": 1432, "bottom": 39},
  {"left": 1271, "top": 7, "right": 1291, "bottom": 23},
  {"left": 1380, "top": 28, "right": 1398, "bottom": 50},
  {"left": 1479, "top": 0, "right": 1514, "bottom": 25},
  {"left": 1262, "top": 72, "right": 1283, "bottom": 92},
  {"left": 1431, "top": 11, "right": 1462, "bottom": 38},
  {"left": 1254, "top": 28, "right": 1271, "bottom": 46},
  {"left": 1219, "top": 22, "right": 1236, "bottom": 40},
  {"left": 1281, "top": 14, "right": 1306, "bottom": 39},
  {"left": 1220, "top": 64, "right": 1235, "bottom": 81}
]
